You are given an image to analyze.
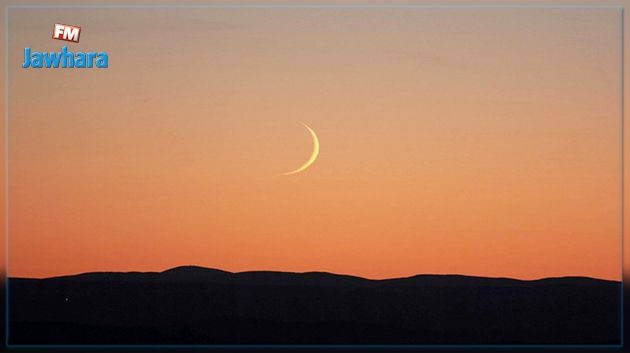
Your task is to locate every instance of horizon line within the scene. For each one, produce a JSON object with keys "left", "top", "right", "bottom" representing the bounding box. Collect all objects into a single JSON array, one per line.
[{"left": 8, "top": 264, "right": 622, "bottom": 283}]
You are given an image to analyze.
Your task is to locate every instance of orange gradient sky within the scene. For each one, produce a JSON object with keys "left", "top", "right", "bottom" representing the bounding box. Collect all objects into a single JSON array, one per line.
[{"left": 4, "top": 5, "right": 623, "bottom": 280}]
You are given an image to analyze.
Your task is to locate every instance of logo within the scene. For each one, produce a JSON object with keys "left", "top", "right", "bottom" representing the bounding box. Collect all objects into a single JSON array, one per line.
[
  {"left": 22, "top": 23, "right": 108, "bottom": 69},
  {"left": 22, "top": 47, "right": 108, "bottom": 69},
  {"left": 52, "top": 23, "right": 81, "bottom": 43}
]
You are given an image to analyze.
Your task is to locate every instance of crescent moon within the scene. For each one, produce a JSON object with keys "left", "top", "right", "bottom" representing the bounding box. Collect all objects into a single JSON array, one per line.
[{"left": 282, "top": 123, "right": 320, "bottom": 175}]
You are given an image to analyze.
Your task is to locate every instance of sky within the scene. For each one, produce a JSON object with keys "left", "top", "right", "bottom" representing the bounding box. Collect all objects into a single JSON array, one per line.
[{"left": 4, "top": 5, "right": 623, "bottom": 280}]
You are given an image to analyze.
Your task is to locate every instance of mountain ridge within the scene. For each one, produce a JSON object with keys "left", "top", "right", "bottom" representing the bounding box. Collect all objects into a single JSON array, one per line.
[
  {"left": 9, "top": 264, "right": 621, "bottom": 344},
  {"left": 10, "top": 265, "right": 619, "bottom": 287}
]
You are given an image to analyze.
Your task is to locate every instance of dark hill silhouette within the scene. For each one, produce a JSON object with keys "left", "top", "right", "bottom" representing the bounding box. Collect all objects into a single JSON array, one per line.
[{"left": 8, "top": 266, "right": 621, "bottom": 345}]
